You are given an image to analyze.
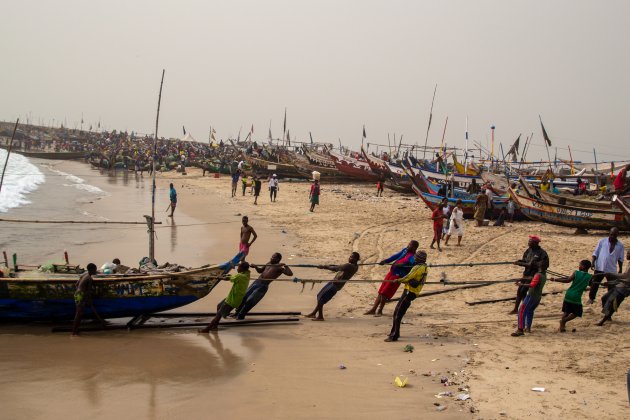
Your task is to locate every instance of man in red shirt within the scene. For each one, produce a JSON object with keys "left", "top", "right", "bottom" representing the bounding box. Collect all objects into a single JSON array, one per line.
[
  {"left": 430, "top": 202, "right": 447, "bottom": 252},
  {"left": 613, "top": 164, "right": 629, "bottom": 194}
]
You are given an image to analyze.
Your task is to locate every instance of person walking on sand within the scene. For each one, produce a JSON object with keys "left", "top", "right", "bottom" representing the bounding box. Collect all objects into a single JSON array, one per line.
[
  {"left": 511, "top": 235, "right": 549, "bottom": 314},
  {"left": 72, "top": 263, "right": 106, "bottom": 335},
  {"left": 253, "top": 175, "right": 262, "bottom": 205},
  {"left": 231, "top": 170, "right": 240, "bottom": 197},
  {"left": 376, "top": 177, "right": 385, "bottom": 197},
  {"left": 511, "top": 260, "right": 547, "bottom": 336},
  {"left": 168, "top": 183, "right": 177, "bottom": 217},
  {"left": 365, "top": 240, "right": 419, "bottom": 316},
  {"left": 239, "top": 216, "right": 257, "bottom": 260},
  {"left": 385, "top": 250, "right": 428, "bottom": 342},
  {"left": 269, "top": 174, "right": 279, "bottom": 202},
  {"left": 474, "top": 190, "right": 488, "bottom": 227},
  {"left": 444, "top": 199, "right": 464, "bottom": 246},
  {"left": 241, "top": 173, "right": 248, "bottom": 196},
  {"left": 232, "top": 252, "right": 293, "bottom": 319},
  {"left": 430, "top": 202, "right": 446, "bottom": 251},
  {"left": 588, "top": 227, "right": 624, "bottom": 304},
  {"left": 595, "top": 249, "right": 630, "bottom": 326},
  {"left": 198, "top": 262, "right": 250, "bottom": 333},
  {"left": 309, "top": 179, "right": 320, "bottom": 212},
  {"left": 550, "top": 259, "right": 592, "bottom": 332},
  {"left": 306, "top": 252, "right": 360, "bottom": 321}
]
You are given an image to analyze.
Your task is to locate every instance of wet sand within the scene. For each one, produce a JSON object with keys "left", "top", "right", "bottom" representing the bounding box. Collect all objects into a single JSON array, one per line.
[{"left": 1, "top": 164, "right": 628, "bottom": 419}]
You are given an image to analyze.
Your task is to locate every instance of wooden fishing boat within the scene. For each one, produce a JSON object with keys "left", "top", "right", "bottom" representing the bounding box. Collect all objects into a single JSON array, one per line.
[
  {"left": 289, "top": 153, "right": 353, "bottom": 181},
  {"left": 328, "top": 150, "right": 379, "bottom": 182},
  {"left": 303, "top": 147, "right": 336, "bottom": 167},
  {"left": 0, "top": 254, "right": 242, "bottom": 322},
  {"left": 411, "top": 185, "right": 515, "bottom": 219},
  {"left": 245, "top": 155, "right": 304, "bottom": 178},
  {"left": 613, "top": 195, "right": 630, "bottom": 220},
  {"left": 419, "top": 166, "right": 480, "bottom": 188},
  {"left": 0, "top": 145, "right": 84, "bottom": 160},
  {"left": 481, "top": 171, "right": 581, "bottom": 196},
  {"left": 361, "top": 147, "right": 390, "bottom": 179},
  {"left": 402, "top": 164, "right": 477, "bottom": 200},
  {"left": 517, "top": 177, "right": 617, "bottom": 210},
  {"left": 509, "top": 180, "right": 630, "bottom": 231}
]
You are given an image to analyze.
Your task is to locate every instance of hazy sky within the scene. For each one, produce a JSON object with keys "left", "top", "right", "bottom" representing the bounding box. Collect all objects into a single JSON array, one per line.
[{"left": 2, "top": 0, "right": 629, "bottom": 162}]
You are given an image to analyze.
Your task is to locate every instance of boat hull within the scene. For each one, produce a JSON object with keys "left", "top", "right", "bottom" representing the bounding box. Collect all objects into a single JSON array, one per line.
[
  {"left": 0, "top": 255, "right": 242, "bottom": 321},
  {"left": 509, "top": 186, "right": 630, "bottom": 231}
]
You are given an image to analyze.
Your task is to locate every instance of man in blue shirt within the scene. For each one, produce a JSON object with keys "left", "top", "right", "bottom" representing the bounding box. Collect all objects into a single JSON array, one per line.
[
  {"left": 168, "top": 183, "right": 177, "bottom": 217},
  {"left": 231, "top": 170, "right": 240, "bottom": 197},
  {"left": 589, "top": 227, "right": 624, "bottom": 303}
]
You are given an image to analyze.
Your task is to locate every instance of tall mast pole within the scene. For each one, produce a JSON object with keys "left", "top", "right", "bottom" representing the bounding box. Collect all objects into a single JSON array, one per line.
[
  {"left": 0, "top": 119, "right": 19, "bottom": 194},
  {"left": 150, "top": 69, "right": 165, "bottom": 261},
  {"left": 422, "top": 84, "right": 437, "bottom": 160},
  {"left": 464, "top": 116, "right": 469, "bottom": 174}
]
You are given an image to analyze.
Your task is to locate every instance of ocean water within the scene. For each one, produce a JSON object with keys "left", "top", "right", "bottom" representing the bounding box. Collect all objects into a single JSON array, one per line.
[{"left": 0, "top": 149, "right": 46, "bottom": 213}]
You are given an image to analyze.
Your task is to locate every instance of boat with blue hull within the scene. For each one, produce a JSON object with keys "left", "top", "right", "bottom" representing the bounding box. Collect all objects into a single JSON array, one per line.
[{"left": 0, "top": 253, "right": 242, "bottom": 322}]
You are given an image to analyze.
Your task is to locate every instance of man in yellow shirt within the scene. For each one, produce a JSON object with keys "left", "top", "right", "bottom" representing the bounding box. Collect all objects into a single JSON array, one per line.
[{"left": 385, "top": 251, "right": 428, "bottom": 342}]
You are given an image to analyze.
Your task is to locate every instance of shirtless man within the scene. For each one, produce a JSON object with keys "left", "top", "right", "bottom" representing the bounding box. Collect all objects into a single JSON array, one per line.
[
  {"left": 239, "top": 216, "right": 257, "bottom": 260},
  {"left": 306, "top": 252, "right": 360, "bottom": 321},
  {"left": 232, "top": 252, "right": 293, "bottom": 319}
]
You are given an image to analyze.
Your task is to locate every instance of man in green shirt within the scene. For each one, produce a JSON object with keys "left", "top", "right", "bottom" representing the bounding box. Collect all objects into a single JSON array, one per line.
[
  {"left": 550, "top": 259, "right": 592, "bottom": 332},
  {"left": 199, "top": 262, "right": 251, "bottom": 332}
]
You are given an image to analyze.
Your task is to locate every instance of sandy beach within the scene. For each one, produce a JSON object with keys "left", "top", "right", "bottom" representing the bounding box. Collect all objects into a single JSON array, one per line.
[{"left": 1, "top": 165, "right": 629, "bottom": 419}]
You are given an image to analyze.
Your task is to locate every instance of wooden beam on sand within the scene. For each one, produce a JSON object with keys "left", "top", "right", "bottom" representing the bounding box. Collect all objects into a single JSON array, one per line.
[
  {"left": 465, "top": 290, "right": 563, "bottom": 306},
  {"left": 389, "top": 282, "right": 496, "bottom": 302},
  {"left": 144, "top": 311, "right": 302, "bottom": 318},
  {"left": 51, "top": 317, "right": 300, "bottom": 333}
]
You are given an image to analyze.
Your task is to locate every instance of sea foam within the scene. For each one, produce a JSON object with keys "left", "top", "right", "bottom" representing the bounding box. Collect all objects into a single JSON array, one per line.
[
  {"left": 48, "top": 168, "right": 108, "bottom": 195},
  {"left": 0, "top": 150, "right": 46, "bottom": 213}
]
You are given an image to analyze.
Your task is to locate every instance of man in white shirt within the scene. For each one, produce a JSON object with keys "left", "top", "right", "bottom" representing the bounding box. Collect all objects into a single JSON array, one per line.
[
  {"left": 444, "top": 199, "right": 464, "bottom": 246},
  {"left": 269, "top": 174, "right": 279, "bottom": 202},
  {"left": 485, "top": 187, "right": 494, "bottom": 220},
  {"left": 589, "top": 227, "right": 624, "bottom": 304}
]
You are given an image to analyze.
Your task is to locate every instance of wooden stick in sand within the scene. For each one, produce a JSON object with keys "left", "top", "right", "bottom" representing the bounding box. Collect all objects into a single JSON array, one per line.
[{"left": 0, "top": 119, "right": 19, "bottom": 194}]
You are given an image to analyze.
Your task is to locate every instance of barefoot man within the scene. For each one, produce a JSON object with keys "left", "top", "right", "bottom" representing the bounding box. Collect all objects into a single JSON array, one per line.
[
  {"left": 594, "top": 249, "right": 630, "bottom": 326},
  {"left": 365, "top": 240, "right": 418, "bottom": 316},
  {"left": 233, "top": 252, "right": 293, "bottom": 319},
  {"left": 72, "top": 263, "right": 106, "bottom": 335},
  {"left": 306, "top": 252, "right": 360, "bottom": 321},
  {"left": 239, "top": 216, "right": 257, "bottom": 260},
  {"left": 198, "top": 262, "right": 251, "bottom": 333},
  {"left": 385, "top": 250, "right": 428, "bottom": 342}
]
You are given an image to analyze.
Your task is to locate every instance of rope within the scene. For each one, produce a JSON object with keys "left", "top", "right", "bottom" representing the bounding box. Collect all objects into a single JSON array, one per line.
[
  {"left": 0, "top": 218, "right": 162, "bottom": 225},
  {"left": 207, "top": 275, "right": 521, "bottom": 286},
  {"left": 246, "top": 261, "right": 517, "bottom": 269}
]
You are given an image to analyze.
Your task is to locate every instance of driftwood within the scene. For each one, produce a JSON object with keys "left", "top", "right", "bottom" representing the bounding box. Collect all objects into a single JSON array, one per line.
[{"left": 466, "top": 290, "right": 563, "bottom": 306}]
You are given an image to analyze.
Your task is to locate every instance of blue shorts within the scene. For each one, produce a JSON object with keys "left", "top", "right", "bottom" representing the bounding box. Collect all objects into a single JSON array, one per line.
[{"left": 317, "top": 282, "right": 338, "bottom": 305}]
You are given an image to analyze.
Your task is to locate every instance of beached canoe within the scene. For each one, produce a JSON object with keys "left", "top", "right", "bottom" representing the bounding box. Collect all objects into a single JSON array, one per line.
[
  {"left": 509, "top": 181, "right": 630, "bottom": 231},
  {"left": 0, "top": 145, "right": 85, "bottom": 160},
  {"left": 328, "top": 151, "right": 380, "bottom": 182},
  {"left": 0, "top": 254, "right": 242, "bottom": 321}
]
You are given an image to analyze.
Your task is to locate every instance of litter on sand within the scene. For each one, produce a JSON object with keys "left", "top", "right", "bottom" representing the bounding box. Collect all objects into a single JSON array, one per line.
[
  {"left": 531, "top": 387, "right": 545, "bottom": 392},
  {"left": 394, "top": 376, "right": 408, "bottom": 388}
]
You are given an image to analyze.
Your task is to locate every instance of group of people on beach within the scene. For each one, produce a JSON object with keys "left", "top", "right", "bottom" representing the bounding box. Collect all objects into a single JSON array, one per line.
[
  {"left": 71, "top": 211, "right": 627, "bottom": 340},
  {"left": 229, "top": 169, "right": 321, "bottom": 212},
  {"left": 230, "top": 170, "right": 281, "bottom": 205},
  {"left": 509, "top": 227, "right": 627, "bottom": 336},
  {"left": 194, "top": 218, "right": 628, "bottom": 342}
]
